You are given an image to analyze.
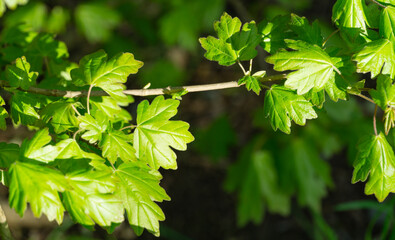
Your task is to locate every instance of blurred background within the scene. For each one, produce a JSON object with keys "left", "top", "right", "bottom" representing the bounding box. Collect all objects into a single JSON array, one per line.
[{"left": 0, "top": 0, "right": 392, "bottom": 239}]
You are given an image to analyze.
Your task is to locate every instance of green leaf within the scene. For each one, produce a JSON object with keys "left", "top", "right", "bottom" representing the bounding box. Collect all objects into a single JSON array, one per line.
[
  {"left": 116, "top": 162, "right": 170, "bottom": 236},
  {"left": 369, "top": 75, "right": 395, "bottom": 110},
  {"left": 0, "top": 96, "right": 8, "bottom": 130},
  {"left": 6, "top": 56, "right": 38, "bottom": 90},
  {"left": 9, "top": 162, "right": 67, "bottom": 223},
  {"left": 90, "top": 96, "right": 132, "bottom": 121},
  {"left": 10, "top": 91, "right": 42, "bottom": 126},
  {"left": 259, "top": 15, "right": 290, "bottom": 54},
  {"left": 352, "top": 133, "right": 395, "bottom": 202},
  {"left": 78, "top": 113, "right": 108, "bottom": 144},
  {"left": 353, "top": 39, "right": 395, "bottom": 78},
  {"left": 304, "top": 90, "right": 325, "bottom": 109},
  {"left": 279, "top": 139, "right": 332, "bottom": 211},
  {"left": 225, "top": 149, "right": 290, "bottom": 227},
  {"left": 264, "top": 85, "right": 318, "bottom": 134},
  {"left": 289, "top": 14, "right": 323, "bottom": 46},
  {"left": 70, "top": 50, "right": 143, "bottom": 104},
  {"left": 0, "top": 142, "right": 19, "bottom": 168},
  {"left": 199, "top": 12, "right": 260, "bottom": 66},
  {"left": 75, "top": 3, "right": 121, "bottom": 43},
  {"left": 199, "top": 36, "right": 238, "bottom": 66},
  {"left": 134, "top": 96, "right": 194, "bottom": 170},
  {"left": 0, "top": 0, "right": 28, "bottom": 17},
  {"left": 266, "top": 40, "right": 342, "bottom": 95},
  {"left": 380, "top": 6, "right": 395, "bottom": 41},
  {"left": 20, "top": 128, "right": 58, "bottom": 163},
  {"left": 63, "top": 170, "right": 124, "bottom": 227},
  {"left": 100, "top": 130, "right": 136, "bottom": 164},
  {"left": 332, "top": 0, "right": 369, "bottom": 32},
  {"left": 41, "top": 100, "right": 81, "bottom": 134},
  {"left": 238, "top": 75, "right": 262, "bottom": 95}
]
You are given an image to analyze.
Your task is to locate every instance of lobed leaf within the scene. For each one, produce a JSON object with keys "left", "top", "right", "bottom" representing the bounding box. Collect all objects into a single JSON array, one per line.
[
  {"left": 353, "top": 39, "right": 395, "bottom": 79},
  {"left": 20, "top": 128, "right": 58, "bottom": 163},
  {"left": 352, "top": 133, "right": 395, "bottom": 202},
  {"left": 380, "top": 6, "right": 395, "bottom": 41},
  {"left": 266, "top": 40, "right": 342, "bottom": 95},
  {"left": 134, "top": 96, "right": 194, "bottom": 170},
  {"left": 264, "top": 85, "right": 317, "bottom": 134},
  {"left": 100, "top": 130, "right": 136, "bottom": 164},
  {"left": 9, "top": 162, "right": 67, "bottom": 223},
  {"left": 40, "top": 100, "right": 81, "bottom": 134},
  {"left": 6, "top": 56, "right": 38, "bottom": 90},
  {"left": 116, "top": 162, "right": 170, "bottom": 236},
  {"left": 71, "top": 50, "right": 143, "bottom": 104}
]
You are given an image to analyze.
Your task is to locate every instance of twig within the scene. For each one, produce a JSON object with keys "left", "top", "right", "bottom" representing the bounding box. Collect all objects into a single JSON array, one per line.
[
  {"left": 0, "top": 74, "right": 287, "bottom": 98},
  {"left": 373, "top": 105, "right": 378, "bottom": 136},
  {"left": 73, "top": 129, "right": 83, "bottom": 140}
]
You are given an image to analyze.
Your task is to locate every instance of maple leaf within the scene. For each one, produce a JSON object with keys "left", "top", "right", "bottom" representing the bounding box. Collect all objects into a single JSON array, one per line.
[
  {"left": 352, "top": 133, "right": 395, "bottom": 202},
  {"left": 134, "top": 96, "right": 194, "bottom": 170},
  {"left": 353, "top": 39, "right": 395, "bottom": 79},
  {"left": 264, "top": 85, "right": 317, "bottom": 134},
  {"left": 266, "top": 40, "right": 342, "bottom": 95}
]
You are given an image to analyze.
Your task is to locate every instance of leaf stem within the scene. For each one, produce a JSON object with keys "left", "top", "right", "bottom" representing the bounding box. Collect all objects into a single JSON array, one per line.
[
  {"left": 374, "top": 104, "right": 378, "bottom": 136},
  {"left": 322, "top": 29, "right": 340, "bottom": 47},
  {"left": 71, "top": 104, "right": 81, "bottom": 117},
  {"left": 73, "top": 129, "right": 83, "bottom": 140},
  {"left": 120, "top": 125, "right": 137, "bottom": 131},
  {"left": 249, "top": 59, "right": 253, "bottom": 74},
  {"left": 87, "top": 84, "right": 94, "bottom": 115},
  {"left": 349, "top": 92, "right": 376, "bottom": 104},
  {"left": 370, "top": 0, "right": 386, "bottom": 8},
  {"left": 237, "top": 61, "right": 247, "bottom": 75},
  {"left": 0, "top": 74, "right": 287, "bottom": 97}
]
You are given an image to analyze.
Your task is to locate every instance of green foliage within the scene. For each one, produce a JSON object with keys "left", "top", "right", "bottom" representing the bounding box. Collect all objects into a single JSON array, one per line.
[
  {"left": 352, "top": 133, "right": 395, "bottom": 202},
  {"left": 264, "top": 85, "right": 317, "bottom": 134},
  {"left": 1, "top": 0, "right": 395, "bottom": 237}
]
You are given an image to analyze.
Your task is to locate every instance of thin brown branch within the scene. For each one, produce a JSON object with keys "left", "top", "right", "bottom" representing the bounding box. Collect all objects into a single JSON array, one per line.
[
  {"left": 0, "top": 74, "right": 287, "bottom": 98},
  {"left": 349, "top": 92, "right": 376, "bottom": 105}
]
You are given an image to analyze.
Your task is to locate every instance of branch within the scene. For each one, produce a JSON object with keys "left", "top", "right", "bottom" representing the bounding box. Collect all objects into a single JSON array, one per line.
[
  {"left": 0, "top": 74, "right": 287, "bottom": 98},
  {"left": 370, "top": 0, "right": 386, "bottom": 8}
]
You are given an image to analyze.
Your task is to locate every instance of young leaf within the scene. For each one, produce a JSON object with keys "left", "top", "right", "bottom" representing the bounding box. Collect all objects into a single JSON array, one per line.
[
  {"left": 100, "top": 130, "right": 136, "bottom": 164},
  {"left": 353, "top": 39, "right": 395, "bottom": 78},
  {"left": 9, "top": 161, "right": 67, "bottom": 223},
  {"left": 380, "top": 6, "right": 395, "bottom": 41},
  {"left": 134, "top": 96, "right": 194, "bottom": 170},
  {"left": 70, "top": 50, "right": 143, "bottom": 104},
  {"left": 6, "top": 56, "right": 38, "bottom": 90},
  {"left": 266, "top": 40, "right": 342, "bottom": 95},
  {"left": 116, "top": 162, "right": 170, "bottom": 236},
  {"left": 352, "top": 133, "right": 395, "bottom": 202},
  {"left": 238, "top": 75, "right": 262, "bottom": 95},
  {"left": 41, "top": 101, "right": 81, "bottom": 134},
  {"left": 0, "top": 142, "right": 19, "bottom": 168},
  {"left": 90, "top": 96, "right": 132, "bottom": 121},
  {"left": 78, "top": 113, "right": 108, "bottom": 144},
  {"left": 20, "top": 128, "right": 58, "bottom": 163},
  {"left": 332, "top": 0, "right": 369, "bottom": 32},
  {"left": 264, "top": 85, "right": 317, "bottom": 134},
  {"left": 199, "top": 12, "right": 260, "bottom": 66},
  {"left": 63, "top": 170, "right": 124, "bottom": 227}
]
